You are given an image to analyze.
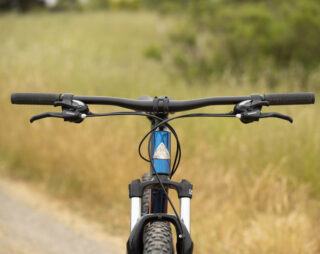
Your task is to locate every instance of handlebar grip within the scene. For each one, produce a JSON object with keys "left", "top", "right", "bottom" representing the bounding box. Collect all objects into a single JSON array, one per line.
[
  {"left": 263, "top": 93, "right": 315, "bottom": 105},
  {"left": 11, "top": 93, "right": 61, "bottom": 105}
]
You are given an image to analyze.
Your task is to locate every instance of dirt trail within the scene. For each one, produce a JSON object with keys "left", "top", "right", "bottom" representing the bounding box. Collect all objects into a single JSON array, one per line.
[{"left": 0, "top": 177, "right": 124, "bottom": 254}]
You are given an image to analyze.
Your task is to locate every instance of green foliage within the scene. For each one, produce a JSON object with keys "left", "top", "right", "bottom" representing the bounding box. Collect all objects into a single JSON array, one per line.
[
  {"left": 53, "top": 0, "right": 84, "bottom": 11},
  {"left": 144, "top": 45, "right": 162, "bottom": 60},
  {"left": 141, "top": 0, "right": 189, "bottom": 13},
  {"left": 109, "top": 0, "right": 140, "bottom": 10},
  {"left": 168, "top": 0, "right": 320, "bottom": 85},
  {"left": 85, "top": 0, "right": 109, "bottom": 10}
]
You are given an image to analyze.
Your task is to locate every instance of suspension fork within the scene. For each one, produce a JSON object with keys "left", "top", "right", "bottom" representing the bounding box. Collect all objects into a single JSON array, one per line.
[{"left": 129, "top": 177, "right": 192, "bottom": 232}]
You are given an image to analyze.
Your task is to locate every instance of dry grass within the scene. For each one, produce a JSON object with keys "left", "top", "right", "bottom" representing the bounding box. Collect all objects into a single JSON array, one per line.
[{"left": 0, "top": 11, "right": 319, "bottom": 253}]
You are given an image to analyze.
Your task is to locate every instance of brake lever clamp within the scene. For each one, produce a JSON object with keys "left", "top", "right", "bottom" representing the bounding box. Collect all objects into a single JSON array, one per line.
[
  {"left": 54, "top": 93, "right": 89, "bottom": 123},
  {"left": 233, "top": 94, "right": 270, "bottom": 124}
]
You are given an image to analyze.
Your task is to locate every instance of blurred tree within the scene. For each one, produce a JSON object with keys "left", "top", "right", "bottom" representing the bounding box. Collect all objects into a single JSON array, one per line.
[{"left": 0, "top": 0, "right": 39, "bottom": 11}]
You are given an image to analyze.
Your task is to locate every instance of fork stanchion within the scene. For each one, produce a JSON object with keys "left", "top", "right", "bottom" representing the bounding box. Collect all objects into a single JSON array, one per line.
[
  {"left": 130, "top": 197, "right": 142, "bottom": 231},
  {"left": 180, "top": 197, "right": 191, "bottom": 233}
]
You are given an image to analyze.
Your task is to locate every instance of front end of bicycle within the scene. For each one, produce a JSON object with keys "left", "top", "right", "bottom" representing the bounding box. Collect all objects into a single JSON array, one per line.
[{"left": 11, "top": 92, "right": 315, "bottom": 254}]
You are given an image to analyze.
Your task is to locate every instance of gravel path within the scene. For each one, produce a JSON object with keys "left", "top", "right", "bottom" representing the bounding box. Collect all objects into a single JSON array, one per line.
[{"left": 0, "top": 178, "right": 123, "bottom": 254}]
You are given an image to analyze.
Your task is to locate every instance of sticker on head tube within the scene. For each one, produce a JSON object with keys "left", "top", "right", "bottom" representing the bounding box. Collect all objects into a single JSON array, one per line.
[{"left": 153, "top": 142, "right": 170, "bottom": 160}]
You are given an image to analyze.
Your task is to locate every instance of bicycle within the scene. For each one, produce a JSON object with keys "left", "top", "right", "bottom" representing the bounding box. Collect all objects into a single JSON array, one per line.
[{"left": 11, "top": 92, "right": 315, "bottom": 254}]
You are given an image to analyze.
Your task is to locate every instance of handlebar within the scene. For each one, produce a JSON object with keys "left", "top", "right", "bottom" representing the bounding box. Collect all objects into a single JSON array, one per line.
[{"left": 11, "top": 92, "right": 315, "bottom": 113}]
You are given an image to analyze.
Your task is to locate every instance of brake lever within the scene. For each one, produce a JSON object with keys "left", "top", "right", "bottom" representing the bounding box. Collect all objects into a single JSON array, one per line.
[
  {"left": 30, "top": 112, "right": 64, "bottom": 123},
  {"left": 260, "top": 112, "right": 293, "bottom": 123},
  {"left": 30, "top": 111, "right": 87, "bottom": 123}
]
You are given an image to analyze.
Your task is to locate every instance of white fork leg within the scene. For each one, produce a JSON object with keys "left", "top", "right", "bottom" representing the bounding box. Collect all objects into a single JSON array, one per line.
[
  {"left": 180, "top": 197, "right": 191, "bottom": 233},
  {"left": 130, "top": 197, "right": 141, "bottom": 231}
]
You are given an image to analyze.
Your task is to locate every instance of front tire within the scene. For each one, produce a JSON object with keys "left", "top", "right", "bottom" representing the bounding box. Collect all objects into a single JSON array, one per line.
[{"left": 143, "top": 221, "right": 173, "bottom": 254}]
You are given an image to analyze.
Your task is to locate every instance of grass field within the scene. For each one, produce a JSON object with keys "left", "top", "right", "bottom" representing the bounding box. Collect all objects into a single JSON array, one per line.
[{"left": 0, "top": 11, "right": 319, "bottom": 253}]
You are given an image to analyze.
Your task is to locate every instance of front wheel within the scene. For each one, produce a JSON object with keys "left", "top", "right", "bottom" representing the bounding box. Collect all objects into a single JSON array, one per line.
[
  {"left": 142, "top": 173, "right": 173, "bottom": 254},
  {"left": 143, "top": 221, "right": 173, "bottom": 254}
]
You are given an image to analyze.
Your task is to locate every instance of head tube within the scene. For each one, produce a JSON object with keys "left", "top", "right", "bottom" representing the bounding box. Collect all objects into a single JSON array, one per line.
[{"left": 151, "top": 131, "right": 171, "bottom": 175}]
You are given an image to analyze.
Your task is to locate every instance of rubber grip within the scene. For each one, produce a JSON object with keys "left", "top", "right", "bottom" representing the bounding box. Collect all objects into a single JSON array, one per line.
[
  {"left": 263, "top": 93, "right": 315, "bottom": 105},
  {"left": 11, "top": 93, "right": 61, "bottom": 105}
]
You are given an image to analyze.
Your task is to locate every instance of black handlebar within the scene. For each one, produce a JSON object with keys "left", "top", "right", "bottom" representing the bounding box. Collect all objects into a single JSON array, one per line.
[
  {"left": 74, "top": 95, "right": 252, "bottom": 112},
  {"left": 11, "top": 92, "right": 315, "bottom": 113}
]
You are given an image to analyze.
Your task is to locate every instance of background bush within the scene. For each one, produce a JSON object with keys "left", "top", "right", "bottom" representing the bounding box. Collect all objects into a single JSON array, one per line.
[{"left": 166, "top": 0, "right": 320, "bottom": 86}]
